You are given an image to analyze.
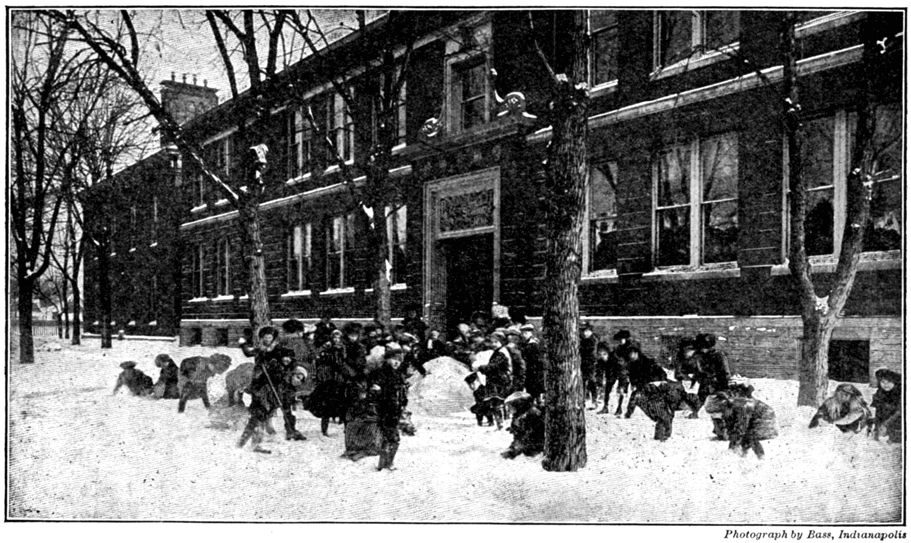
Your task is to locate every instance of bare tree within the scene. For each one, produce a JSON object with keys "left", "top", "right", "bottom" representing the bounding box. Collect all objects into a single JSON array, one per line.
[
  {"left": 526, "top": 11, "right": 590, "bottom": 472},
  {"left": 778, "top": 13, "right": 902, "bottom": 406},
  {"left": 11, "top": 12, "right": 96, "bottom": 363}
]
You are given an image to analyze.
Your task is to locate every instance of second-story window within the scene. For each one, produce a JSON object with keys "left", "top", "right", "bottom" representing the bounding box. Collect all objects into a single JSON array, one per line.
[
  {"left": 130, "top": 205, "right": 137, "bottom": 248},
  {"left": 588, "top": 162, "right": 619, "bottom": 274},
  {"left": 385, "top": 204, "right": 407, "bottom": 285},
  {"left": 654, "top": 132, "right": 739, "bottom": 268},
  {"left": 195, "top": 174, "right": 205, "bottom": 207},
  {"left": 328, "top": 93, "right": 354, "bottom": 164},
  {"left": 450, "top": 57, "right": 490, "bottom": 134},
  {"left": 287, "top": 223, "right": 312, "bottom": 292},
  {"left": 654, "top": 10, "right": 740, "bottom": 69},
  {"left": 288, "top": 109, "right": 312, "bottom": 179},
  {"left": 147, "top": 275, "right": 158, "bottom": 323},
  {"left": 374, "top": 71, "right": 407, "bottom": 148},
  {"left": 326, "top": 213, "right": 357, "bottom": 290},
  {"left": 590, "top": 11, "right": 619, "bottom": 86}
]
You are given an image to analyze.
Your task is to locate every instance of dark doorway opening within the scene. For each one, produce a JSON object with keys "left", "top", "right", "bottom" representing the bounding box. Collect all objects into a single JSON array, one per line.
[
  {"left": 443, "top": 234, "right": 493, "bottom": 336},
  {"left": 828, "top": 340, "right": 870, "bottom": 383}
]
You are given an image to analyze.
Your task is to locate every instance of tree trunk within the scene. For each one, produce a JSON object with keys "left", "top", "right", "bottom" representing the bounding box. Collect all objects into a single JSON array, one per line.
[
  {"left": 71, "top": 282, "right": 82, "bottom": 346},
  {"left": 366, "top": 193, "right": 392, "bottom": 329},
  {"left": 796, "top": 309, "right": 836, "bottom": 406},
  {"left": 17, "top": 278, "right": 35, "bottom": 364},
  {"left": 540, "top": 11, "right": 589, "bottom": 472},
  {"left": 239, "top": 204, "right": 271, "bottom": 332},
  {"left": 98, "top": 246, "right": 112, "bottom": 349}
]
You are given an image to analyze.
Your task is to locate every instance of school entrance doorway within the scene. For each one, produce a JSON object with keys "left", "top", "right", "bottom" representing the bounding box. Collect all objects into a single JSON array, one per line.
[
  {"left": 423, "top": 167, "right": 500, "bottom": 336},
  {"left": 443, "top": 234, "right": 493, "bottom": 335}
]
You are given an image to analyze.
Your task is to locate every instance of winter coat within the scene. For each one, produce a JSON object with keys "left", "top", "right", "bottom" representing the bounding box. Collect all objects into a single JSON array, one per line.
[
  {"left": 247, "top": 346, "right": 296, "bottom": 414},
  {"left": 603, "top": 349, "right": 630, "bottom": 387},
  {"left": 478, "top": 347, "right": 512, "bottom": 400},
  {"left": 313, "top": 321, "right": 337, "bottom": 350},
  {"left": 506, "top": 343, "right": 526, "bottom": 392},
  {"left": 154, "top": 361, "right": 180, "bottom": 399},
  {"left": 628, "top": 354, "right": 667, "bottom": 391},
  {"left": 505, "top": 405, "right": 545, "bottom": 458},
  {"left": 725, "top": 397, "right": 778, "bottom": 442},
  {"left": 315, "top": 343, "right": 346, "bottom": 384},
  {"left": 521, "top": 338, "right": 545, "bottom": 398},
  {"left": 371, "top": 364, "right": 409, "bottom": 427},
  {"left": 114, "top": 368, "right": 154, "bottom": 396},
  {"left": 871, "top": 386, "right": 902, "bottom": 439},
  {"left": 809, "top": 385, "right": 872, "bottom": 433},
  {"left": 403, "top": 316, "right": 429, "bottom": 342},
  {"left": 580, "top": 334, "right": 599, "bottom": 381},
  {"left": 696, "top": 348, "right": 730, "bottom": 393}
]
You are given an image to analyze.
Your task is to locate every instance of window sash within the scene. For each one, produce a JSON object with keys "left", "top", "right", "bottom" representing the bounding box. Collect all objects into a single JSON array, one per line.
[
  {"left": 590, "top": 10, "right": 619, "bottom": 85},
  {"left": 588, "top": 162, "right": 619, "bottom": 273},
  {"left": 385, "top": 205, "right": 407, "bottom": 285}
]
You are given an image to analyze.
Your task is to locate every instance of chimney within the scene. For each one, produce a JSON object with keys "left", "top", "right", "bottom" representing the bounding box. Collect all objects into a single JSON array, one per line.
[
  {"left": 171, "top": 71, "right": 175, "bottom": 81},
  {"left": 182, "top": 73, "right": 187, "bottom": 84},
  {"left": 193, "top": 74, "right": 197, "bottom": 86},
  {"left": 203, "top": 79, "right": 208, "bottom": 88}
]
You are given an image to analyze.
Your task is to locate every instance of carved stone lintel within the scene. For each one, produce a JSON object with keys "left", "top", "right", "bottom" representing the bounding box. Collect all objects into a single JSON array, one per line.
[{"left": 439, "top": 188, "right": 494, "bottom": 233}]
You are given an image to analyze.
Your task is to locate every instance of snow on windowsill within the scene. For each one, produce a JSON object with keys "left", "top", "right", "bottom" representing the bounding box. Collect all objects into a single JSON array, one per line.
[
  {"left": 281, "top": 290, "right": 313, "bottom": 298},
  {"left": 582, "top": 269, "right": 619, "bottom": 283},
  {"left": 589, "top": 79, "right": 618, "bottom": 100},
  {"left": 190, "top": 204, "right": 208, "bottom": 213},
  {"left": 148, "top": 321, "right": 157, "bottom": 326},
  {"left": 214, "top": 199, "right": 229, "bottom": 207},
  {"left": 285, "top": 172, "right": 313, "bottom": 187},
  {"left": 149, "top": 242, "right": 158, "bottom": 248},
  {"left": 129, "top": 247, "right": 136, "bottom": 253},
  {"left": 188, "top": 297, "right": 209, "bottom": 303},
  {"left": 771, "top": 250, "right": 902, "bottom": 276},
  {"left": 321, "top": 287, "right": 355, "bottom": 296},
  {"left": 211, "top": 295, "right": 235, "bottom": 302},
  {"left": 364, "top": 284, "right": 408, "bottom": 294},
  {"left": 641, "top": 263, "right": 740, "bottom": 282}
]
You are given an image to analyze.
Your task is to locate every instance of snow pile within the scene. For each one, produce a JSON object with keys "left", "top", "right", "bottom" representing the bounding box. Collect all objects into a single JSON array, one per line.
[{"left": 407, "top": 356, "right": 475, "bottom": 417}]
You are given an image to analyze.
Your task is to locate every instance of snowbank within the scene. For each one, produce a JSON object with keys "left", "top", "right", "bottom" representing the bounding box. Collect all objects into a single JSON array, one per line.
[{"left": 407, "top": 356, "right": 475, "bottom": 417}]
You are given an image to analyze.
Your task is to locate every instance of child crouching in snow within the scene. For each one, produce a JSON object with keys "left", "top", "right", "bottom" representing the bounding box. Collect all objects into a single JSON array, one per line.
[
  {"left": 870, "top": 368, "right": 901, "bottom": 444},
  {"left": 113, "top": 361, "right": 154, "bottom": 396},
  {"left": 502, "top": 392, "right": 544, "bottom": 459},
  {"left": 808, "top": 383, "right": 872, "bottom": 434},
  {"left": 717, "top": 382, "right": 777, "bottom": 459}
]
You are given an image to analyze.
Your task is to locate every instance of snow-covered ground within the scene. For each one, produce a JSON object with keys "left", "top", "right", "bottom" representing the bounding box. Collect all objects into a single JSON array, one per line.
[{"left": 6, "top": 336, "right": 904, "bottom": 524}]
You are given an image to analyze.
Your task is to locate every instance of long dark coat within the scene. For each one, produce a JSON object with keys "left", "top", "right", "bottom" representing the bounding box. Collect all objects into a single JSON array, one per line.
[
  {"left": 478, "top": 347, "right": 512, "bottom": 400},
  {"left": 521, "top": 338, "right": 544, "bottom": 398},
  {"left": 154, "top": 361, "right": 180, "bottom": 399}
]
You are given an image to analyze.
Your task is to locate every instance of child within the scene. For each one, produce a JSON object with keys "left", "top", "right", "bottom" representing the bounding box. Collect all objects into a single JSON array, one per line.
[
  {"left": 152, "top": 354, "right": 180, "bottom": 399},
  {"left": 871, "top": 368, "right": 901, "bottom": 443},
  {"left": 719, "top": 382, "right": 778, "bottom": 459},
  {"left": 501, "top": 392, "right": 545, "bottom": 459},
  {"left": 477, "top": 331, "right": 512, "bottom": 430},
  {"left": 237, "top": 326, "right": 295, "bottom": 453},
  {"left": 370, "top": 345, "right": 410, "bottom": 471},
  {"left": 809, "top": 383, "right": 872, "bottom": 433},
  {"left": 113, "top": 361, "right": 154, "bottom": 396},
  {"left": 580, "top": 323, "right": 599, "bottom": 409},
  {"left": 177, "top": 353, "right": 231, "bottom": 413},
  {"left": 597, "top": 341, "right": 629, "bottom": 416},
  {"left": 465, "top": 372, "right": 494, "bottom": 426},
  {"left": 627, "top": 380, "right": 702, "bottom": 441}
]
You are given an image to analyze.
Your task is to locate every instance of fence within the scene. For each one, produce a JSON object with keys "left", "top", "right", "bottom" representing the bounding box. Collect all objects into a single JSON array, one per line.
[{"left": 10, "top": 320, "right": 65, "bottom": 337}]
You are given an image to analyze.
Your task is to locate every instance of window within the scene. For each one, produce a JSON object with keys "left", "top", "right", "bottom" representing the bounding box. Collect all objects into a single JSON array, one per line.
[
  {"left": 654, "top": 10, "right": 740, "bottom": 69},
  {"left": 287, "top": 223, "right": 312, "bottom": 291},
  {"left": 794, "top": 105, "right": 902, "bottom": 257},
  {"left": 130, "top": 205, "right": 137, "bottom": 248},
  {"left": 374, "top": 71, "right": 407, "bottom": 147},
  {"left": 326, "top": 213, "right": 357, "bottom": 290},
  {"left": 195, "top": 174, "right": 205, "bottom": 207},
  {"left": 287, "top": 109, "right": 312, "bottom": 179},
  {"left": 191, "top": 244, "right": 205, "bottom": 298},
  {"left": 151, "top": 196, "right": 158, "bottom": 243},
  {"left": 828, "top": 340, "right": 870, "bottom": 383},
  {"left": 590, "top": 11, "right": 619, "bottom": 86},
  {"left": 216, "top": 328, "right": 229, "bottom": 347},
  {"left": 654, "top": 132, "right": 739, "bottom": 268},
  {"left": 386, "top": 205, "right": 407, "bottom": 285},
  {"left": 453, "top": 58, "right": 489, "bottom": 132},
  {"left": 215, "top": 237, "right": 231, "bottom": 296},
  {"left": 329, "top": 93, "right": 354, "bottom": 163},
  {"left": 588, "top": 162, "right": 619, "bottom": 274}
]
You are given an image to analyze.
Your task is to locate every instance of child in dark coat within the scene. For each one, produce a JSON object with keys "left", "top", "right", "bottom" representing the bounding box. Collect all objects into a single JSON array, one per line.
[
  {"left": 502, "top": 392, "right": 545, "bottom": 459},
  {"left": 626, "top": 380, "right": 702, "bottom": 441},
  {"left": 177, "top": 353, "right": 231, "bottom": 413},
  {"left": 718, "top": 383, "right": 778, "bottom": 459},
  {"left": 597, "top": 340, "right": 630, "bottom": 417},
  {"left": 465, "top": 372, "right": 495, "bottom": 427},
  {"left": 113, "top": 361, "right": 154, "bottom": 396},
  {"left": 152, "top": 354, "right": 180, "bottom": 399},
  {"left": 871, "top": 368, "right": 901, "bottom": 443},
  {"left": 809, "top": 383, "right": 872, "bottom": 434}
]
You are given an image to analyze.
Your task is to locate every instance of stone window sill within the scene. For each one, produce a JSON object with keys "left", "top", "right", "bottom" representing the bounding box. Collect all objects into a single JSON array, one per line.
[
  {"left": 771, "top": 250, "right": 902, "bottom": 276},
  {"left": 641, "top": 264, "right": 740, "bottom": 282},
  {"left": 281, "top": 290, "right": 313, "bottom": 298}
]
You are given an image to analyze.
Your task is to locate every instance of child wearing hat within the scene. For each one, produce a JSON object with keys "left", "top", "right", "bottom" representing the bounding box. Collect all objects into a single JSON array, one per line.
[
  {"left": 519, "top": 324, "right": 544, "bottom": 401},
  {"left": 477, "top": 331, "right": 513, "bottom": 430},
  {"left": 716, "top": 382, "right": 777, "bottom": 459},
  {"left": 597, "top": 341, "right": 630, "bottom": 417},
  {"left": 809, "top": 383, "right": 872, "bottom": 434},
  {"left": 871, "top": 369, "right": 901, "bottom": 443},
  {"left": 113, "top": 361, "right": 154, "bottom": 396},
  {"left": 502, "top": 392, "right": 545, "bottom": 459},
  {"left": 152, "top": 354, "right": 180, "bottom": 399},
  {"left": 369, "top": 344, "right": 410, "bottom": 470},
  {"left": 505, "top": 327, "right": 526, "bottom": 393},
  {"left": 580, "top": 322, "right": 600, "bottom": 409}
]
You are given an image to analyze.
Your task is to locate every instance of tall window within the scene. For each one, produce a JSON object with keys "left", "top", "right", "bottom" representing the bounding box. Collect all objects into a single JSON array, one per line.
[
  {"left": 590, "top": 11, "right": 619, "bottom": 86},
  {"left": 215, "top": 237, "right": 231, "bottom": 296},
  {"left": 796, "top": 105, "right": 902, "bottom": 257},
  {"left": 130, "top": 205, "right": 137, "bottom": 248},
  {"left": 148, "top": 275, "right": 158, "bottom": 323},
  {"left": 375, "top": 72, "right": 407, "bottom": 147},
  {"left": 453, "top": 58, "right": 488, "bottom": 132},
  {"left": 287, "top": 223, "right": 312, "bottom": 291},
  {"left": 195, "top": 174, "right": 205, "bottom": 207},
  {"left": 654, "top": 133, "right": 739, "bottom": 267},
  {"left": 191, "top": 244, "right": 205, "bottom": 298},
  {"left": 588, "top": 162, "right": 619, "bottom": 273},
  {"left": 328, "top": 93, "right": 354, "bottom": 163},
  {"left": 654, "top": 10, "right": 740, "bottom": 68},
  {"left": 386, "top": 205, "right": 407, "bottom": 285},
  {"left": 211, "top": 137, "right": 231, "bottom": 179},
  {"left": 326, "top": 213, "right": 357, "bottom": 290},
  {"left": 287, "top": 109, "right": 313, "bottom": 178}
]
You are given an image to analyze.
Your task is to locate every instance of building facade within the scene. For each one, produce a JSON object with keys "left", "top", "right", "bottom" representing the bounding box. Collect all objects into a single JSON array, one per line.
[{"left": 85, "top": 10, "right": 904, "bottom": 382}]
